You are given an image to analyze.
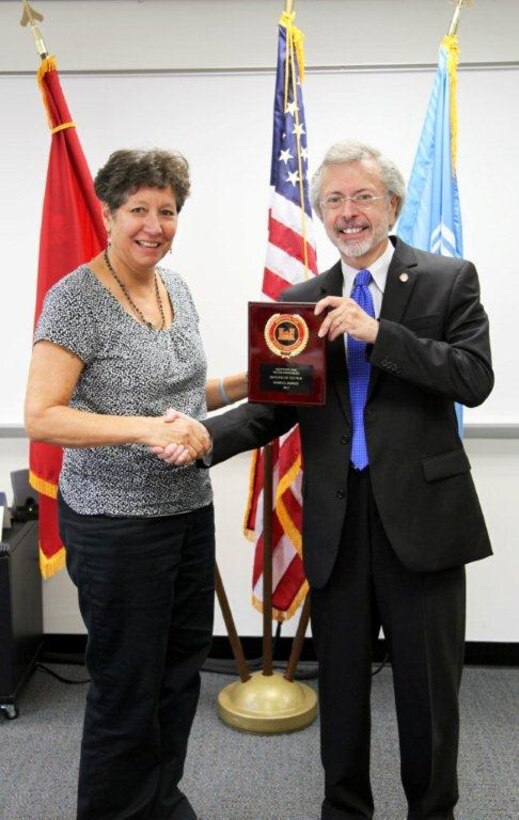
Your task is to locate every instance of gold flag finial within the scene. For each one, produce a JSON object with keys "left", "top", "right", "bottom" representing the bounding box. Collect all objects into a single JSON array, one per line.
[
  {"left": 448, "top": 0, "right": 474, "bottom": 36},
  {"left": 20, "top": 0, "right": 48, "bottom": 60},
  {"left": 285, "top": 0, "right": 295, "bottom": 14}
]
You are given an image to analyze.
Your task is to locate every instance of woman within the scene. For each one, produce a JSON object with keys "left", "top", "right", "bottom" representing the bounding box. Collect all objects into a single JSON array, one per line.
[{"left": 25, "top": 148, "right": 247, "bottom": 820}]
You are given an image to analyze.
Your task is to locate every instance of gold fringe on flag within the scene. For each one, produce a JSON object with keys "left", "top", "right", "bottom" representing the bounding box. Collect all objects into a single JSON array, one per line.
[
  {"left": 243, "top": 449, "right": 303, "bottom": 553},
  {"left": 252, "top": 578, "right": 309, "bottom": 623},
  {"left": 37, "top": 55, "right": 76, "bottom": 137},
  {"left": 36, "top": 55, "right": 57, "bottom": 128},
  {"left": 36, "top": 53, "right": 57, "bottom": 81},
  {"left": 279, "top": 10, "right": 305, "bottom": 83},
  {"left": 29, "top": 469, "right": 58, "bottom": 499},
  {"left": 36, "top": 54, "right": 77, "bottom": 137},
  {"left": 273, "top": 453, "right": 303, "bottom": 554},
  {"left": 40, "top": 544, "right": 66, "bottom": 579},
  {"left": 441, "top": 34, "right": 460, "bottom": 173}
]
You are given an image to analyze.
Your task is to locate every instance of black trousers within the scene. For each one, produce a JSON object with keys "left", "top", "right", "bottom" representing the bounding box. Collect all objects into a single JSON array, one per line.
[
  {"left": 59, "top": 495, "right": 215, "bottom": 820},
  {"left": 311, "top": 470, "right": 466, "bottom": 820}
]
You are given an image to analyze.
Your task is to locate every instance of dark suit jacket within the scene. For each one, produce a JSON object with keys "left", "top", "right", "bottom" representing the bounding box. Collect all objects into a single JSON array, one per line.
[{"left": 205, "top": 237, "right": 494, "bottom": 588}]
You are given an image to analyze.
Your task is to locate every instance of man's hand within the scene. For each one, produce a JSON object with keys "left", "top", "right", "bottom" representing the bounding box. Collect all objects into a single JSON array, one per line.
[
  {"left": 315, "top": 296, "right": 379, "bottom": 343},
  {"left": 149, "top": 409, "right": 211, "bottom": 466}
]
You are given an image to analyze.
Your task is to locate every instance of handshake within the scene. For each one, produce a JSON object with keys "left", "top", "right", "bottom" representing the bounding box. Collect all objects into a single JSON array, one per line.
[{"left": 148, "top": 408, "right": 212, "bottom": 467}]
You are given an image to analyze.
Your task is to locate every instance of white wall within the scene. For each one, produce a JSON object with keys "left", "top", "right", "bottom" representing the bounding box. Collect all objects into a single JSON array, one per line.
[
  {"left": 2, "top": 68, "right": 519, "bottom": 426},
  {"left": 1, "top": 0, "right": 518, "bottom": 71},
  {"left": 1, "top": 0, "right": 518, "bottom": 641}
]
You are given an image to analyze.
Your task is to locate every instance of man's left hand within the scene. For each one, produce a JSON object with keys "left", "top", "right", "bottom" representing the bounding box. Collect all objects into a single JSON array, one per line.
[{"left": 315, "top": 295, "right": 379, "bottom": 343}]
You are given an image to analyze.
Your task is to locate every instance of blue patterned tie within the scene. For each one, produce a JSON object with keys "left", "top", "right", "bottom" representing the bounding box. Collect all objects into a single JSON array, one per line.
[{"left": 348, "top": 269, "right": 375, "bottom": 470}]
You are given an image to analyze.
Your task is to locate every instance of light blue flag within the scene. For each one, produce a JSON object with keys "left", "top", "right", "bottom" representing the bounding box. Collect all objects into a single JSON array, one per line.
[
  {"left": 398, "top": 35, "right": 462, "bottom": 255},
  {"left": 397, "top": 34, "right": 464, "bottom": 427}
]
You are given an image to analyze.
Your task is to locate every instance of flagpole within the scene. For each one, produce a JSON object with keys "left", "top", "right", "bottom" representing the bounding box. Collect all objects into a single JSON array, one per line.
[
  {"left": 20, "top": 0, "right": 48, "bottom": 60},
  {"left": 448, "top": 0, "right": 473, "bottom": 36},
  {"left": 284, "top": 594, "right": 310, "bottom": 682},
  {"left": 218, "top": 438, "right": 317, "bottom": 733},
  {"left": 262, "top": 444, "right": 274, "bottom": 677},
  {"left": 217, "top": 0, "right": 317, "bottom": 731},
  {"left": 215, "top": 565, "right": 251, "bottom": 684},
  {"left": 218, "top": 448, "right": 317, "bottom": 733}
]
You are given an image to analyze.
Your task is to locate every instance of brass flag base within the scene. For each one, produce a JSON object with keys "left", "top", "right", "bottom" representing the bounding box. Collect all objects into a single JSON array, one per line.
[
  {"left": 218, "top": 671, "right": 317, "bottom": 734},
  {"left": 214, "top": 445, "right": 317, "bottom": 735}
]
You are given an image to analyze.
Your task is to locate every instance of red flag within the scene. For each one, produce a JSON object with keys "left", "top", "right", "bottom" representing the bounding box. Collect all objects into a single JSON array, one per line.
[
  {"left": 245, "top": 11, "right": 317, "bottom": 621},
  {"left": 29, "top": 57, "right": 106, "bottom": 578}
]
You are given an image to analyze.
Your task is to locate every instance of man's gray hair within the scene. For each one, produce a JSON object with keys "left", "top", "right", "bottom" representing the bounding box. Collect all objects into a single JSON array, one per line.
[{"left": 310, "top": 140, "right": 406, "bottom": 220}]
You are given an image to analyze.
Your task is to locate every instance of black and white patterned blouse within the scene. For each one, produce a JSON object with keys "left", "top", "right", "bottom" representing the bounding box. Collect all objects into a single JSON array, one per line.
[{"left": 34, "top": 264, "right": 213, "bottom": 517}]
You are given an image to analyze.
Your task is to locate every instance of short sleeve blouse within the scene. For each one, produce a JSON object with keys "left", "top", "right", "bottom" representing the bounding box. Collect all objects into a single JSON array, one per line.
[{"left": 34, "top": 264, "right": 213, "bottom": 517}]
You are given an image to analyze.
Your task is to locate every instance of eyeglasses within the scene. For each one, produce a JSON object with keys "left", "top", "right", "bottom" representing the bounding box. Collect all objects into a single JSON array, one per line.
[{"left": 319, "top": 193, "right": 388, "bottom": 211}]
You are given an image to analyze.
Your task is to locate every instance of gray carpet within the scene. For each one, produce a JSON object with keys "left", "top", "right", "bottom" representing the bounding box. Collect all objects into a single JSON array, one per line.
[{"left": 0, "top": 664, "right": 517, "bottom": 819}]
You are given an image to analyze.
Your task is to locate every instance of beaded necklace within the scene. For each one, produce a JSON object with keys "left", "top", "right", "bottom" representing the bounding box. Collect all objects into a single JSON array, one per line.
[{"left": 104, "top": 249, "right": 166, "bottom": 330}]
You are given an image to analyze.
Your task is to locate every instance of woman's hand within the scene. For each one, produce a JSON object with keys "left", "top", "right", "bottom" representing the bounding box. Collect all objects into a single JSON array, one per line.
[
  {"left": 149, "top": 409, "right": 211, "bottom": 466},
  {"left": 25, "top": 341, "right": 210, "bottom": 459}
]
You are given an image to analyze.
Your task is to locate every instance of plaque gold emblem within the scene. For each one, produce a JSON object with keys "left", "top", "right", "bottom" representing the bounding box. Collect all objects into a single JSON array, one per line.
[{"left": 264, "top": 313, "right": 309, "bottom": 359}]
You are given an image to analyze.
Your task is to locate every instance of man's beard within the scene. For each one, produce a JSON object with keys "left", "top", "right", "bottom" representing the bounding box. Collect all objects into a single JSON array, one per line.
[{"left": 332, "top": 222, "right": 388, "bottom": 259}]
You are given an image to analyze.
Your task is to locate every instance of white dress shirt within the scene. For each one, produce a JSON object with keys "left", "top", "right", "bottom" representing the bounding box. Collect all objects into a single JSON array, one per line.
[
  {"left": 340, "top": 239, "right": 395, "bottom": 355},
  {"left": 340, "top": 239, "right": 395, "bottom": 318}
]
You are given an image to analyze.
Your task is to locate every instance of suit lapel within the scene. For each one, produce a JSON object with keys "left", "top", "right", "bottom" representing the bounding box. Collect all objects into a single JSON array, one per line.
[
  {"left": 379, "top": 237, "right": 418, "bottom": 324},
  {"left": 368, "top": 237, "right": 418, "bottom": 396}
]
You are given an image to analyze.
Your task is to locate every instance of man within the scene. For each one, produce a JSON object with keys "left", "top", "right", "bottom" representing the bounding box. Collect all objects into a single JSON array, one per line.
[{"left": 159, "top": 140, "right": 494, "bottom": 819}]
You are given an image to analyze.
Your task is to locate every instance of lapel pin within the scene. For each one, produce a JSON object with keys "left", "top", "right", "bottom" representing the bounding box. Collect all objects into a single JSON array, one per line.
[{"left": 399, "top": 272, "right": 409, "bottom": 283}]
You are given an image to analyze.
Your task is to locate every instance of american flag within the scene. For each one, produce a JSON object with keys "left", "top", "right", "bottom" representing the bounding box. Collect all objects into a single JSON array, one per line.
[{"left": 245, "top": 9, "right": 318, "bottom": 621}]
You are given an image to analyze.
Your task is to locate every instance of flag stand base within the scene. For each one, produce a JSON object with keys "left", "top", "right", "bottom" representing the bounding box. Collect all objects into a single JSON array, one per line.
[
  {"left": 217, "top": 670, "right": 317, "bottom": 734},
  {"left": 215, "top": 445, "right": 317, "bottom": 735}
]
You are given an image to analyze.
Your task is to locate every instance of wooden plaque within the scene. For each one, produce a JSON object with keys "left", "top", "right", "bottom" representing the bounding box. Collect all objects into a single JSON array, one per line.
[{"left": 248, "top": 302, "right": 326, "bottom": 405}]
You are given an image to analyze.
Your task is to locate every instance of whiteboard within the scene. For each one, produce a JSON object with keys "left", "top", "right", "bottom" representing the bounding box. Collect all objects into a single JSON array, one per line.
[{"left": 1, "top": 66, "right": 517, "bottom": 426}]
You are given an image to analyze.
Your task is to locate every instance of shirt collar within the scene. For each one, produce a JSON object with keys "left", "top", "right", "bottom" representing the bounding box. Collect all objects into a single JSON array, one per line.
[{"left": 340, "top": 239, "right": 395, "bottom": 296}]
